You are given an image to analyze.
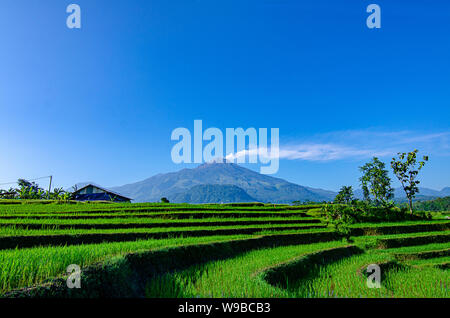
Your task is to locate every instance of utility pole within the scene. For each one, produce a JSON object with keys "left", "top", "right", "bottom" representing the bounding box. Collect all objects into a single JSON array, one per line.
[{"left": 48, "top": 176, "right": 53, "bottom": 199}]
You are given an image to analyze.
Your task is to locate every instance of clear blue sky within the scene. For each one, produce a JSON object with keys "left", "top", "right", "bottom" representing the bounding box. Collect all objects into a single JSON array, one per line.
[{"left": 0, "top": 0, "right": 449, "bottom": 191}]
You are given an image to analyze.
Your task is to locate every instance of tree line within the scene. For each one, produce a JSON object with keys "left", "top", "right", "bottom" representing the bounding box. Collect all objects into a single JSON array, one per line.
[
  {"left": 0, "top": 179, "right": 73, "bottom": 202},
  {"left": 334, "top": 149, "right": 428, "bottom": 214}
]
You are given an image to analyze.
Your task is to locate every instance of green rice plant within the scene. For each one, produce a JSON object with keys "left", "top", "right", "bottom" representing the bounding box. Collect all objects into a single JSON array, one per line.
[
  {"left": 374, "top": 231, "right": 450, "bottom": 249},
  {"left": 0, "top": 216, "right": 321, "bottom": 228},
  {"left": 0, "top": 211, "right": 311, "bottom": 221},
  {"left": 287, "top": 252, "right": 448, "bottom": 298},
  {"left": 382, "top": 242, "right": 450, "bottom": 252},
  {"left": 383, "top": 263, "right": 449, "bottom": 297},
  {"left": 145, "top": 241, "right": 348, "bottom": 298},
  {"left": 404, "top": 256, "right": 450, "bottom": 267},
  {"left": 0, "top": 202, "right": 318, "bottom": 215},
  {"left": 0, "top": 234, "right": 252, "bottom": 294},
  {"left": 0, "top": 222, "right": 328, "bottom": 237},
  {"left": 1, "top": 201, "right": 448, "bottom": 298},
  {"left": 145, "top": 241, "right": 449, "bottom": 298}
]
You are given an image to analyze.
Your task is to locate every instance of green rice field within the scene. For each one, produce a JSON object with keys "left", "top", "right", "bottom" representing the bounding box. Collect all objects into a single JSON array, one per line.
[{"left": 0, "top": 201, "right": 448, "bottom": 298}]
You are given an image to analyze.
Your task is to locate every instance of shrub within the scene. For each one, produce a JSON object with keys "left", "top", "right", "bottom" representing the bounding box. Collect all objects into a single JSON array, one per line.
[
  {"left": 161, "top": 197, "right": 170, "bottom": 203},
  {"left": 322, "top": 201, "right": 425, "bottom": 224}
]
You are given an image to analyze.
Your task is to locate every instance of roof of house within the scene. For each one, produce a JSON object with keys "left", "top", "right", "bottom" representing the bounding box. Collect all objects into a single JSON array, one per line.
[{"left": 73, "top": 183, "right": 133, "bottom": 201}]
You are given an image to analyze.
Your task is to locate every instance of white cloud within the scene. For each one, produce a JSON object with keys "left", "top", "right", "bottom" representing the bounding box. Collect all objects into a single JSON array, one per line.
[
  {"left": 225, "top": 129, "right": 450, "bottom": 162},
  {"left": 278, "top": 144, "right": 391, "bottom": 161},
  {"left": 226, "top": 144, "right": 391, "bottom": 162}
]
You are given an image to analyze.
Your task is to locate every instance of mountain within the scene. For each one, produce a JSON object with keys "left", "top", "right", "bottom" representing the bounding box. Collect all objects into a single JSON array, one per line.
[
  {"left": 170, "top": 184, "right": 256, "bottom": 204},
  {"left": 112, "top": 162, "right": 336, "bottom": 203},
  {"left": 354, "top": 187, "right": 450, "bottom": 201},
  {"left": 441, "top": 187, "right": 450, "bottom": 196}
]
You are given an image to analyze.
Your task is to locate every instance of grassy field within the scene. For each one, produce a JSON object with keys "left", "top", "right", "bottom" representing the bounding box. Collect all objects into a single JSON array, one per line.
[{"left": 0, "top": 201, "right": 448, "bottom": 298}]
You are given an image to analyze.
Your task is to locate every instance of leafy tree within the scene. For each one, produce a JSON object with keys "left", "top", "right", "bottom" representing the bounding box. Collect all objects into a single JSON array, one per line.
[
  {"left": 49, "top": 187, "right": 73, "bottom": 202},
  {"left": 334, "top": 186, "right": 354, "bottom": 204},
  {"left": 51, "top": 187, "right": 65, "bottom": 199},
  {"left": 391, "top": 149, "right": 428, "bottom": 215},
  {"left": 0, "top": 188, "right": 18, "bottom": 199},
  {"left": 17, "top": 179, "right": 45, "bottom": 200},
  {"left": 1, "top": 180, "right": 75, "bottom": 201},
  {"left": 161, "top": 197, "right": 170, "bottom": 203},
  {"left": 359, "top": 157, "right": 393, "bottom": 206},
  {"left": 18, "top": 179, "right": 39, "bottom": 192}
]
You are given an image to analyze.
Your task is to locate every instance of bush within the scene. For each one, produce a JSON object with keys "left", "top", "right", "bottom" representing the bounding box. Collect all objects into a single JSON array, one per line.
[
  {"left": 322, "top": 201, "right": 425, "bottom": 224},
  {"left": 161, "top": 197, "right": 170, "bottom": 203}
]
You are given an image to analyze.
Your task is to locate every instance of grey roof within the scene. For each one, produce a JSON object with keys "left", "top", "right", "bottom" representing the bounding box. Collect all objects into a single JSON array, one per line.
[{"left": 73, "top": 183, "right": 133, "bottom": 200}]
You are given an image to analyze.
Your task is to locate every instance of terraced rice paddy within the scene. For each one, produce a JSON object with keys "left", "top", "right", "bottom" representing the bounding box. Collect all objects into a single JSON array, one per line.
[{"left": 0, "top": 202, "right": 448, "bottom": 298}]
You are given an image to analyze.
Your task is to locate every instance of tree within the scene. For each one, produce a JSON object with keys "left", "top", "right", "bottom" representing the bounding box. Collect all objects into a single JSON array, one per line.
[
  {"left": 51, "top": 187, "right": 65, "bottom": 199},
  {"left": 359, "top": 157, "right": 393, "bottom": 206},
  {"left": 161, "top": 197, "right": 170, "bottom": 203},
  {"left": 334, "top": 186, "right": 354, "bottom": 204},
  {"left": 391, "top": 149, "right": 428, "bottom": 215},
  {"left": 0, "top": 188, "right": 18, "bottom": 199},
  {"left": 17, "top": 179, "right": 44, "bottom": 200}
]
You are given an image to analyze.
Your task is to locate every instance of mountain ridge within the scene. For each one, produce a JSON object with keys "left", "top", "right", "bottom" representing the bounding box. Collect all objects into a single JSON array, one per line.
[{"left": 111, "top": 162, "right": 335, "bottom": 203}]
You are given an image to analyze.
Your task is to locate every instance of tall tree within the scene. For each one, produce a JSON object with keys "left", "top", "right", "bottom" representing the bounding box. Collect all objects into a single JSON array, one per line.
[
  {"left": 334, "top": 186, "right": 354, "bottom": 204},
  {"left": 391, "top": 149, "right": 428, "bottom": 215},
  {"left": 359, "top": 157, "right": 393, "bottom": 206}
]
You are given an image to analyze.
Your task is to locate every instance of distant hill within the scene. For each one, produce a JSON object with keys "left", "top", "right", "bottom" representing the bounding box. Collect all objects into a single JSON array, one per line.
[
  {"left": 441, "top": 187, "right": 450, "bottom": 196},
  {"left": 354, "top": 187, "right": 450, "bottom": 202},
  {"left": 170, "top": 184, "right": 257, "bottom": 204},
  {"left": 112, "top": 162, "right": 336, "bottom": 203},
  {"left": 412, "top": 196, "right": 450, "bottom": 212},
  {"left": 392, "top": 195, "right": 442, "bottom": 204}
]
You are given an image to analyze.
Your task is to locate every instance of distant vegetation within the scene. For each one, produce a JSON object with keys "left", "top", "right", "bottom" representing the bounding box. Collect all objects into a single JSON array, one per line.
[
  {"left": 160, "top": 197, "right": 170, "bottom": 203},
  {"left": 411, "top": 196, "right": 450, "bottom": 212},
  {"left": 325, "top": 150, "right": 431, "bottom": 232},
  {"left": 334, "top": 186, "right": 354, "bottom": 205},
  {"left": 292, "top": 200, "right": 329, "bottom": 205},
  {"left": 0, "top": 179, "right": 73, "bottom": 202}
]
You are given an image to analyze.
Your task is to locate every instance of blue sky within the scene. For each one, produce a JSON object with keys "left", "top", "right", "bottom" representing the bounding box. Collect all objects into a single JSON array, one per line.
[{"left": 0, "top": 0, "right": 449, "bottom": 192}]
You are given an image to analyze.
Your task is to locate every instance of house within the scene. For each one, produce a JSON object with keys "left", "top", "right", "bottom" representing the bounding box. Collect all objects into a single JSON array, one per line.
[{"left": 72, "top": 184, "right": 132, "bottom": 202}]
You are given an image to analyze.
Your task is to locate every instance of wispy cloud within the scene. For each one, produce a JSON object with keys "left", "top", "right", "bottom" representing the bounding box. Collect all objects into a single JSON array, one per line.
[
  {"left": 278, "top": 144, "right": 391, "bottom": 161},
  {"left": 226, "top": 144, "right": 392, "bottom": 162},
  {"left": 226, "top": 129, "right": 450, "bottom": 162}
]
